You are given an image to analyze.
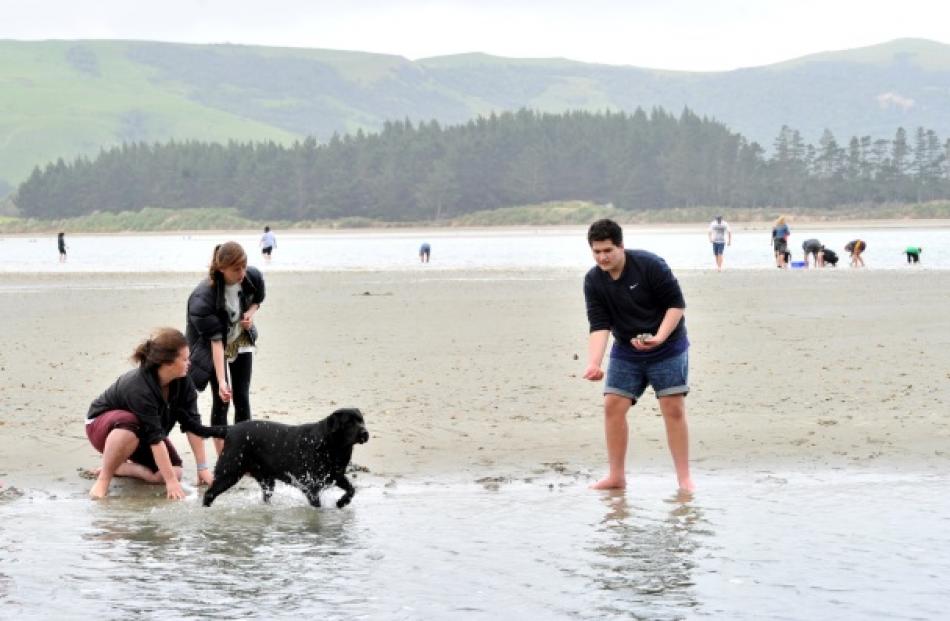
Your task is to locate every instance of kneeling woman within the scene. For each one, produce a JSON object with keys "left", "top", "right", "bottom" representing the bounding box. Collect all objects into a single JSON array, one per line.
[{"left": 85, "top": 328, "right": 225, "bottom": 499}]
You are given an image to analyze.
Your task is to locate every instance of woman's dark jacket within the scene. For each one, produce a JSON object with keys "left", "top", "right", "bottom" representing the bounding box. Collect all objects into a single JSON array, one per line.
[
  {"left": 185, "top": 266, "right": 265, "bottom": 391},
  {"left": 87, "top": 367, "right": 227, "bottom": 445}
]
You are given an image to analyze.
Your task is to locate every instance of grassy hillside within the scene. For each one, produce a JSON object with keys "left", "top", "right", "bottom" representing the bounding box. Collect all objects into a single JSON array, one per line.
[
  {"left": 0, "top": 41, "right": 301, "bottom": 188},
  {"left": 2, "top": 38, "right": 950, "bottom": 196},
  {"left": 772, "top": 38, "right": 950, "bottom": 71}
]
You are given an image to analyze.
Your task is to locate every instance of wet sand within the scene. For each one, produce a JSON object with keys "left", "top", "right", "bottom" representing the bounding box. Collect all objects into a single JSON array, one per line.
[{"left": 1, "top": 267, "right": 949, "bottom": 493}]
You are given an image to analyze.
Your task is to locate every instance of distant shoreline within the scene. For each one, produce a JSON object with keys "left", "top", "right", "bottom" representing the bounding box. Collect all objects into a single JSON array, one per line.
[
  {"left": 2, "top": 219, "right": 949, "bottom": 238},
  {"left": 2, "top": 201, "right": 949, "bottom": 234}
]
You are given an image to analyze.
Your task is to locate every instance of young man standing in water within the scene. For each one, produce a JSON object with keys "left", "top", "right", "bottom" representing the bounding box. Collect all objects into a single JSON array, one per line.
[{"left": 582, "top": 219, "right": 694, "bottom": 492}]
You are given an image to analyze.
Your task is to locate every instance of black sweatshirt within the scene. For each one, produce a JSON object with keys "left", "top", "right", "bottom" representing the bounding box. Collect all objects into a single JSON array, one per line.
[
  {"left": 584, "top": 249, "right": 687, "bottom": 360},
  {"left": 87, "top": 367, "right": 227, "bottom": 445}
]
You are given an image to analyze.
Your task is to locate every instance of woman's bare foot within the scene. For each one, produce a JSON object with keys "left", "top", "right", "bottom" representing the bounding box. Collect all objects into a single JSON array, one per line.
[
  {"left": 590, "top": 476, "right": 626, "bottom": 490},
  {"left": 677, "top": 478, "right": 696, "bottom": 493},
  {"left": 89, "top": 478, "right": 110, "bottom": 499}
]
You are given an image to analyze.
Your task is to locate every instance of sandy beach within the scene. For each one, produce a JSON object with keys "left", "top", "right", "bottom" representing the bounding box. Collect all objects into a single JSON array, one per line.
[{"left": 2, "top": 267, "right": 949, "bottom": 494}]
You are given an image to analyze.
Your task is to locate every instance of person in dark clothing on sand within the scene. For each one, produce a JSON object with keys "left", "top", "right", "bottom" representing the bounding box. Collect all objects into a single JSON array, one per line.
[
  {"left": 582, "top": 219, "right": 694, "bottom": 493},
  {"left": 186, "top": 241, "right": 265, "bottom": 455},
  {"left": 419, "top": 242, "right": 431, "bottom": 263},
  {"left": 57, "top": 232, "right": 67, "bottom": 262},
  {"left": 85, "top": 327, "right": 225, "bottom": 499},
  {"left": 802, "top": 238, "right": 823, "bottom": 268}
]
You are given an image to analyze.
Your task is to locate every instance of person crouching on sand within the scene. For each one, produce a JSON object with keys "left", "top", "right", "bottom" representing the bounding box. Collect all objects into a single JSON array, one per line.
[
  {"left": 845, "top": 239, "right": 866, "bottom": 268},
  {"left": 582, "top": 219, "right": 694, "bottom": 493},
  {"left": 84, "top": 328, "right": 226, "bottom": 499}
]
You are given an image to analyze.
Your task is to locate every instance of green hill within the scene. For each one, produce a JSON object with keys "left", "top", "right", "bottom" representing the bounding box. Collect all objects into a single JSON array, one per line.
[
  {"left": 0, "top": 41, "right": 305, "bottom": 189},
  {"left": 2, "top": 37, "right": 950, "bottom": 196}
]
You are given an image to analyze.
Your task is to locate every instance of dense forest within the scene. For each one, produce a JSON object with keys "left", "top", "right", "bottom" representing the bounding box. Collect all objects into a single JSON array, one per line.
[{"left": 14, "top": 108, "right": 950, "bottom": 221}]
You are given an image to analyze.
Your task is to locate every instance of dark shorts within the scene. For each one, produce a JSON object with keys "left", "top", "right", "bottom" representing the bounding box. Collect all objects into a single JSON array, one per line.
[
  {"left": 773, "top": 238, "right": 788, "bottom": 253},
  {"left": 712, "top": 242, "right": 725, "bottom": 256},
  {"left": 262, "top": 246, "right": 273, "bottom": 256},
  {"left": 605, "top": 350, "right": 689, "bottom": 402},
  {"left": 85, "top": 410, "right": 182, "bottom": 473}
]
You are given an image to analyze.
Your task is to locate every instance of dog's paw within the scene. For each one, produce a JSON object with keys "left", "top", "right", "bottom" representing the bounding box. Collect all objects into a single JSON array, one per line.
[{"left": 336, "top": 496, "right": 352, "bottom": 509}]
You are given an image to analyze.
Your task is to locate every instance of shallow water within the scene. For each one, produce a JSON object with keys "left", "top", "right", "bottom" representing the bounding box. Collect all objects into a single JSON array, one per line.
[
  {"left": 1, "top": 469, "right": 947, "bottom": 619},
  {"left": 1, "top": 226, "right": 948, "bottom": 272}
]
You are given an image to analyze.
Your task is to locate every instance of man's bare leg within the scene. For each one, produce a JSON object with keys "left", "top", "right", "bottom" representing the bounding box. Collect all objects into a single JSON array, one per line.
[
  {"left": 658, "top": 394, "right": 694, "bottom": 492},
  {"left": 591, "top": 394, "right": 633, "bottom": 490}
]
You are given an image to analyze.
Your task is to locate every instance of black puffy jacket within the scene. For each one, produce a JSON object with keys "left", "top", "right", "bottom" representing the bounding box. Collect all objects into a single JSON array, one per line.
[{"left": 185, "top": 266, "right": 265, "bottom": 391}]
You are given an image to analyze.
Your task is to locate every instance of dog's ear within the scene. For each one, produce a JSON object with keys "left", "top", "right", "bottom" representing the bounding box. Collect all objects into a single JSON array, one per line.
[{"left": 326, "top": 412, "right": 341, "bottom": 433}]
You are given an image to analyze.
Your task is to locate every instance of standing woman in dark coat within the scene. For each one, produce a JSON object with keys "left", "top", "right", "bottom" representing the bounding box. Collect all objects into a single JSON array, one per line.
[
  {"left": 85, "top": 327, "right": 224, "bottom": 499},
  {"left": 186, "top": 241, "right": 266, "bottom": 454}
]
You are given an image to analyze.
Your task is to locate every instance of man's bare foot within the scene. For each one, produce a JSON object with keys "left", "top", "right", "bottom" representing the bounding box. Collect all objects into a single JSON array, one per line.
[
  {"left": 590, "top": 476, "right": 626, "bottom": 490},
  {"left": 89, "top": 480, "right": 110, "bottom": 499}
]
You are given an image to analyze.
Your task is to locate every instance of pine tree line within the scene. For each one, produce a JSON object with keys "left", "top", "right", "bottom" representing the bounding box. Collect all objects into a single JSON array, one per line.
[{"left": 14, "top": 108, "right": 950, "bottom": 221}]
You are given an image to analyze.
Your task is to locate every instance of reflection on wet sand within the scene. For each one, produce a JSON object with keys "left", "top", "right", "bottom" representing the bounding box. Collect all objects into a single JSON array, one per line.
[{"left": 590, "top": 490, "right": 707, "bottom": 619}]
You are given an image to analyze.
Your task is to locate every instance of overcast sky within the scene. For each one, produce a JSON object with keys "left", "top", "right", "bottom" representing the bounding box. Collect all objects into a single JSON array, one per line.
[{"left": 4, "top": 0, "right": 948, "bottom": 71}]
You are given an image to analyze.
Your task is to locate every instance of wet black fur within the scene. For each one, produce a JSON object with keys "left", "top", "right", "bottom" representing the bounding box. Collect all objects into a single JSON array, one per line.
[{"left": 202, "top": 408, "right": 369, "bottom": 509}]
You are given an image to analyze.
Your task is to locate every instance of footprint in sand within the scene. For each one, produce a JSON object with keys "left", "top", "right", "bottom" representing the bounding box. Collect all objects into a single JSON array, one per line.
[{"left": 76, "top": 466, "right": 98, "bottom": 480}]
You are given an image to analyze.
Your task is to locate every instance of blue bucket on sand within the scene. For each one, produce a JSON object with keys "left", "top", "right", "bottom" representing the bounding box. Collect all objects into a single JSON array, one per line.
[{"left": 791, "top": 260, "right": 806, "bottom": 269}]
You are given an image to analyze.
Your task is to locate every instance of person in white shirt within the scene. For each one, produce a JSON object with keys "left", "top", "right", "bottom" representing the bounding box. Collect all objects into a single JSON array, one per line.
[
  {"left": 260, "top": 226, "right": 276, "bottom": 262},
  {"left": 707, "top": 216, "right": 732, "bottom": 271}
]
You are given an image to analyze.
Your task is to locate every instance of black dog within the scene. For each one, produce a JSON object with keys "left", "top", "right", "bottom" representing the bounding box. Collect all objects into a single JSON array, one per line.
[
  {"left": 821, "top": 248, "right": 839, "bottom": 267},
  {"left": 203, "top": 408, "right": 369, "bottom": 509}
]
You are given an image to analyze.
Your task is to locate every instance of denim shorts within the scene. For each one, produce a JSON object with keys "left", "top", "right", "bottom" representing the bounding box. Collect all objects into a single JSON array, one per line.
[
  {"left": 712, "top": 242, "right": 725, "bottom": 256},
  {"left": 605, "top": 350, "right": 689, "bottom": 402}
]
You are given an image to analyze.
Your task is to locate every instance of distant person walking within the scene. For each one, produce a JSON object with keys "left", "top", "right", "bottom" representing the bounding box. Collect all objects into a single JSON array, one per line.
[
  {"left": 771, "top": 216, "right": 791, "bottom": 269},
  {"left": 582, "top": 219, "right": 694, "bottom": 493},
  {"left": 57, "top": 232, "right": 67, "bottom": 263},
  {"left": 419, "top": 242, "right": 431, "bottom": 263},
  {"left": 802, "top": 238, "right": 823, "bottom": 268},
  {"left": 186, "top": 242, "right": 266, "bottom": 455},
  {"left": 845, "top": 239, "right": 866, "bottom": 268},
  {"left": 905, "top": 246, "right": 922, "bottom": 264},
  {"left": 707, "top": 215, "right": 732, "bottom": 271},
  {"left": 260, "top": 226, "right": 276, "bottom": 262}
]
